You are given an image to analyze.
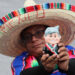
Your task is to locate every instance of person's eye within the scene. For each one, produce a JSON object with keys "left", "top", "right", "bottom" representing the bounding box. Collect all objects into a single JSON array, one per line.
[
  {"left": 24, "top": 35, "right": 31, "bottom": 39},
  {"left": 49, "top": 35, "right": 52, "bottom": 37},
  {"left": 36, "top": 31, "right": 40, "bottom": 35},
  {"left": 54, "top": 35, "right": 56, "bottom": 37},
  {"left": 36, "top": 30, "right": 44, "bottom": 35}
]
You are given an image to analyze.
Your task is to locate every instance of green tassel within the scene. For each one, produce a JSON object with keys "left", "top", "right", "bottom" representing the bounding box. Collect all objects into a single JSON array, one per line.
[
  {"left": 19, "top": 8, "right": 26, "bottom": 15},
  {"left": 8, "top": 13, "right": 12, "bottom": 19},
  {"left": 5, "top": 16, "right": 9, "bottom": 20},
  {"left": 66, "top": 4, "right": 71, "bottom": 10},
  {"left": 54, "top": 3, "right": 56, "bottom": 8},
  {"left": 57, "top": 3, "right": 60, "bottom": 9}
]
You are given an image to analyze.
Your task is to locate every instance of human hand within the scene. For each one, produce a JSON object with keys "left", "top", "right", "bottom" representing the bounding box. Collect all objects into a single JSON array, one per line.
[
  {"left": 40, "top": 54, "right": 58, "bottom": 72},
  {"left": 57, "top": 43, "right": 69, "bottom": 71}
]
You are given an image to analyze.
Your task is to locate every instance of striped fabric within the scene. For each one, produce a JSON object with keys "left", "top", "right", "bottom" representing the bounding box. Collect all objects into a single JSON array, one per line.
[
  {"left": 11, "top": 52, "right": 28, "bottom": 75},
  {"left": 11, "top": 45, "right": 75, "bottom": 75}
]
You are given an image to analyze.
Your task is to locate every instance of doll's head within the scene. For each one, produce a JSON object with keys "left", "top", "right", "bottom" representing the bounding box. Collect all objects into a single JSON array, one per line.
[{"left": 44, "top": 26, "right": 61, "bottom": 45}]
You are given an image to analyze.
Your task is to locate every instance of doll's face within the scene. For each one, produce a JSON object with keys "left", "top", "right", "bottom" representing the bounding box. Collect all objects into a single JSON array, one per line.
[{"left": 44, "top": 33, "right": 61, "bottom": 44}]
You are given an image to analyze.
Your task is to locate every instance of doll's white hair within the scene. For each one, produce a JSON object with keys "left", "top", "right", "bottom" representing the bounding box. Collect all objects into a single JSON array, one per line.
[{"left": 44, "top": 25, "right": 61, "bottom": 38}]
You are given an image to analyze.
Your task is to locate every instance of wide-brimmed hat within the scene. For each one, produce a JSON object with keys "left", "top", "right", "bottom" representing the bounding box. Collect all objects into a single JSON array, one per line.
[{"left": 0, "top": 0, "right": 75, "bottom": 57}]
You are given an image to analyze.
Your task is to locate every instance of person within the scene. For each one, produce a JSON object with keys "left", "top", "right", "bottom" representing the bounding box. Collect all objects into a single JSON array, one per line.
[
  {"left": 0, "top": 0, "right": 75, "bottom": 75},
  {"left": 11, "top": 25, "right": 75, "bottom": 75}
]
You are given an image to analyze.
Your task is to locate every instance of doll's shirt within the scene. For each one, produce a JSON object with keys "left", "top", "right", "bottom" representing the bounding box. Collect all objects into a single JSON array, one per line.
[
  {"left": 44, "top": 43, "right": 58, "bottom": 54},
  {"left": 11, "top": 45, "right": 75, "bottom": 75}
]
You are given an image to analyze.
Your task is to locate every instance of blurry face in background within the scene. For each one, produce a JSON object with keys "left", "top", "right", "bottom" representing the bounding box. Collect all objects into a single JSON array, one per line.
[{"left": 23, "top": 25, "right": 46, "bottom": 57}]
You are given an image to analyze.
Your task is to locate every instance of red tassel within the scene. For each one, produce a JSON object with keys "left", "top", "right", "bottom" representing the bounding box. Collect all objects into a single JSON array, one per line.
[
  {"left": 50, "top": 3, "right": 54, "bottom": 8},
  {"left": 61, "top": 3, "right": 65, "bottom": 9},
  {"left": 26, "top": 6, "right": 35, "bottom": 12},
  {"left": 12, "top": 10, "right": 19, "bottom": 17},
  {"left": 2, "top": 17, "right": 7, "bottom": 22},
  {"left": 35, "top": 5, "right": 42, "bottom": 10},
  {"left": 71, "top": 5, "right": 75, "bottom": 12}
]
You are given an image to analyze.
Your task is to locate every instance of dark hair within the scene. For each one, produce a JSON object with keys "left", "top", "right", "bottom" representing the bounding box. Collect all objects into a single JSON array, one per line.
[{"left": 20, "top": 28, "right": 26, "bottom": 45}]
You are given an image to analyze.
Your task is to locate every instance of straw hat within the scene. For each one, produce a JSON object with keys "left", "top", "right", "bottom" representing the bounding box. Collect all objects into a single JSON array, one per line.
[{"left": 0, "top": 0, "right": 75, "bottom": 57}]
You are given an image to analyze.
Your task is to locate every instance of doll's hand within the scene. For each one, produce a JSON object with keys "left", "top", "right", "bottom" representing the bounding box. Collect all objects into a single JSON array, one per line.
[
  {"left": 40, "top": 54, "right": 58, "bottom": 72},
  {"left": 57, "top": 43, "right": 69, "bottom": 71}
]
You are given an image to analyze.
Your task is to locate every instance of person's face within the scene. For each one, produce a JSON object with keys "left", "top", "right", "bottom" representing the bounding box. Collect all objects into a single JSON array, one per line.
[
  {"left": 44, "top": 33, "right": 61, "bottom": 45},
  {"left": 24, "top": 25, "right": 46, "bottom": 57}
]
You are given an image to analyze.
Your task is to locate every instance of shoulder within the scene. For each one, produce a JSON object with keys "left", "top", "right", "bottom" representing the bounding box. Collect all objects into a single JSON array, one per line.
[
  {"left": 11, "top": 52, "right": 29, "bottom": 75},
  {"left": 12, "top": 52, "right": 28, "bottom": 67}
]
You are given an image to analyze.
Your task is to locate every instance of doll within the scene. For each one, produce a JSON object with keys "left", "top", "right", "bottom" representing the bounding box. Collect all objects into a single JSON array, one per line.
[{"left": 43, "top": 25, "right": 61, "bottom": 56}]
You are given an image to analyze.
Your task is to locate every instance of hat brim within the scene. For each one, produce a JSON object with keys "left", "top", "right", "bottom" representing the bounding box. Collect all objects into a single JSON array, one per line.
[{"left": 0, "top": 9, "right": 75, "bottom": 57}]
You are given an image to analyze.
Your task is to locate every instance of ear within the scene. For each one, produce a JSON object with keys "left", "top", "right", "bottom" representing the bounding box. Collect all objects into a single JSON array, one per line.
[{"left": 44, "top": 35, "right": 45, "bottom": 39}]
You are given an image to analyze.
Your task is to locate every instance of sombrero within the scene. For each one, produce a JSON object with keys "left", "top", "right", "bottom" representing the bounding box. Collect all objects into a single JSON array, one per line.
[{"left": 0, "top": 0, "right": 75, "bottom": 57}]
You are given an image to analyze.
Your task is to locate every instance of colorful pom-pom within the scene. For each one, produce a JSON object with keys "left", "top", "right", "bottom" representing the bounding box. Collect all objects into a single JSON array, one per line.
[
  {"left": 35, "top": 5, "right": 42, "bottom": 10},
  {"left": 54, "top": 3, "right": 57, "bottom": 8},
  {"left": 71, "top": 5, "right": 75, "bottom": 12},
  {"left": 57, "top": 3, "right": 61, "bottom": 9},
  {"left": 50, "top": 3, "right": 54, "bottom": 8},
  {"left": 2, "top": 17, "right": 7, "bottom": 22},
  {"left": 12, "top": 10, "right": 19, "bottom": 17},
  {"left": 8, "top": 13, "right": 13, "bottom": 19},
  {"left": 26, "top": 6, "right": 35, "bottom": 12},
  {"left": 5, "top": 16, "right": 9, "bottom": 20},
  {"left": 18, "top": 8, "right": 26, "bottom": 15},
  {"left": 61, "top": 3, "right": 65, "bottom": 9},
  {"left": 66, "top": 4, "right": 71, "bottom": 10},
  {"left": 43, "top": 3, "right": 50, "bottom": 9},
  {"left": 5, "top": 15, "right": 10, "bottom": 20},
  {"left": 0, "top": 2, "right": 75, "bottom": 26}
]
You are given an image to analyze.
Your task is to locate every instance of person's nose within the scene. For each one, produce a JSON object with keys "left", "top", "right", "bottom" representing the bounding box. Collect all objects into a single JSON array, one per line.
[{"left": 32, "top": 36, "right": 37, "bottom": 41}]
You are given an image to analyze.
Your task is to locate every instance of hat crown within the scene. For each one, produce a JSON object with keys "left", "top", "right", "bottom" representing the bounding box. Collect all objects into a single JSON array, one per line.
[{"left": 24, "top": 0, "right": 36, "bottom": 7}]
